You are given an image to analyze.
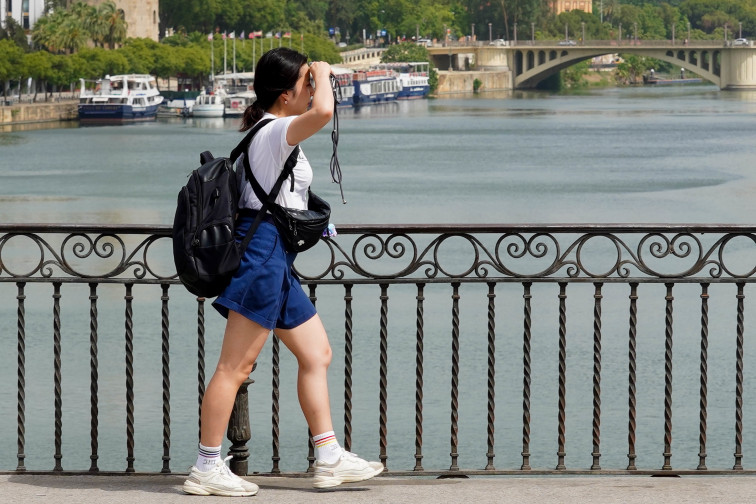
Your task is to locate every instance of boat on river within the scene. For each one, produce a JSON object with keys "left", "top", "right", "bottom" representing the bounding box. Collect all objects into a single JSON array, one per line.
[
  {"left": 218, "top": 72, "right": 256, "bottom": 117},
  {"left": 192, "top": 88, "right": 226, "bottom": 117},
  {"left": 351, "top": 69, "right": 400, "bottom": 106},
  {"left": 377, "top": 62, "right": 430, "bottom": 100},
  {"left": 78, "top": 74, "right": 163, "bottom": 123},
  {"left": 331, "top": 67, "right": 355, "bottom": 107},
  {"left": 157, "top": 91, "right": 198, "bottom": 118}
]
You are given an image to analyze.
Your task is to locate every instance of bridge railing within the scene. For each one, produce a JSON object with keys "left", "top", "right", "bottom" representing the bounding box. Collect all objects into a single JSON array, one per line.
[
  {"left": 428, "top": 39, "right": 729, "bottom": 49},
  {"left": 2, "top": 224, "right": 756, "bottom": 476}
]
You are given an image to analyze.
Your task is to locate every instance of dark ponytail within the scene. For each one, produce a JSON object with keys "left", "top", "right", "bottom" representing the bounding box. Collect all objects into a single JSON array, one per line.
[{"left": 240, "top": 47, "right": 308, "bottom": 132}]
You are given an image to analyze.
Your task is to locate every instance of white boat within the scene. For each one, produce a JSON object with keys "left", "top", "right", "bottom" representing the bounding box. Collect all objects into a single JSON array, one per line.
[
  {"left": 217, "top": 72, "right": 256, "bottom": 117},
  {"left": 224, "top": 90, "right": 256, "bottom": 117},
  {"left": 331, "top": 66, "right": 355, "bottom": 107},
  {"left": 376, "top": 62, "right": 430, "bottom": 100},
  {"left": 157, "top": 96, "right": 195, "bottom": 117},
  {"left": 351, "top": 69, "right": 400, "bottom": 106},
  {"left": 192, "top": 89, "right": 226, "bottom": 117},
  {"left": 78, "top": 74, "right": 163, "bottom": 123}
]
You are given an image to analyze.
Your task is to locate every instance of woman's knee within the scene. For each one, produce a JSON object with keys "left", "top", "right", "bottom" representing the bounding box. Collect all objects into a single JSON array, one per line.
[
  {"left": 215, "top": 358, "right": 257, "bottom": 384},
  {"left": 300, "top": 343, "right": 332, "bottom": 371}
]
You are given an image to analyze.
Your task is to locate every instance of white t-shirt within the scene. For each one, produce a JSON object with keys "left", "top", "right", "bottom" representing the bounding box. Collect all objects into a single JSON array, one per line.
[{"left": 238, "top": 113, "right": 313, "bottom": 211}]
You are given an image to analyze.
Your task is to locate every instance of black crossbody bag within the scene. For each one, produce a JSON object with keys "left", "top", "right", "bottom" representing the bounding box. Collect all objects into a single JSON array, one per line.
[{"left": 241, "top": 142, "right": 331, "bottom": 253}]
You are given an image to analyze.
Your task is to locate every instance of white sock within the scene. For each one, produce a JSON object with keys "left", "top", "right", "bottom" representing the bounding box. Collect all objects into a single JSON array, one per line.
[
  {"left": 313, "top": 431, "right": 344, "bottom": 465},
  {"left": 195, "top": 443, "right": 221, "bottom": 472}
]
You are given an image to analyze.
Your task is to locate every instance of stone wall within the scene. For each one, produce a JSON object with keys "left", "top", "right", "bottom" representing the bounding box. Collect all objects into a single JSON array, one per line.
[
  {"left": 0, "top": 101, "right": 78, "bottom": 125},
  {"left": 435, "top": 70, "right": 513, "bottom": 94}
]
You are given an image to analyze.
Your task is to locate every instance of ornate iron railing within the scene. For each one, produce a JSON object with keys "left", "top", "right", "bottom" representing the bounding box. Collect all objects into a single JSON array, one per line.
[{"left": 2, "top": 223, "right": 756, "bottom": 476}]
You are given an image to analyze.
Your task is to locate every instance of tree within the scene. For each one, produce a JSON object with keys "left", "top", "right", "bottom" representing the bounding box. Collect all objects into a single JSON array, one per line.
[
  {"left": 98, "top": 1, "right": 129, "bottom": 49},
  {"left": 1, "top": 16, "right": 32, "bottom": 51},
  {"left": 0, "top": 39, "right": 26, "bottom": 99},
  {"left": 381, "top": 41, "right": 430, "bottom": 62},
  {"left": 24, "top": 50, "right": 54, "bottom": 101}
]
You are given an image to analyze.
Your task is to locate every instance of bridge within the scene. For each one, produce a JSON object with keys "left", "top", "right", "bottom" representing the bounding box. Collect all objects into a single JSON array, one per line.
[{"left": 426, "top": 41, "right": 756, "bottom": 90}]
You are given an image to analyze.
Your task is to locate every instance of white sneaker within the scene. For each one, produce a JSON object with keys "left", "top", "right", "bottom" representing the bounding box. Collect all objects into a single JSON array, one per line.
[
  {"left": 183, "top": 456, "right": 259, "bottom": 497},
  {"left": 312, "top": 451, "right": 384, "bottom": 489}
]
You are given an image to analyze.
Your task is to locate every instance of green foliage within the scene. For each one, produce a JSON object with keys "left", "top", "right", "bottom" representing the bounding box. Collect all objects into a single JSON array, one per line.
[
  {"left": 615, "top": 54, "right": 650, "bottom": 85},
  {"left": 562, "top": 60, "right": 590, "bottom": 88},
  {"left": 0, "top": 39, "right": 26, "bottom": 85},
  {"left": 31, "top": 0, "right": 128, "bottom": 53},
  {"left": 0, "top": 16, "right": 31, "bottom": 51},
  {"left": 380, "top": 42, "right": 430, "bottom": 63}
]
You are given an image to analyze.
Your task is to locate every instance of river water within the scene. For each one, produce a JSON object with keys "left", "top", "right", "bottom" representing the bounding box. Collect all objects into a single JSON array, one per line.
[{"left": 2, "top": 85, "right": 756, "bottom": 474}]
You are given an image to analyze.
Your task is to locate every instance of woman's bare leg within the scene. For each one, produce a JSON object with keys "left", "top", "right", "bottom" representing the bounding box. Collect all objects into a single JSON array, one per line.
[
  {"left": 200, "top": 310, "right": 271, "bottom": 447},
  {"left": 274, "top": 313, "right": 334, "bottom": 434}
]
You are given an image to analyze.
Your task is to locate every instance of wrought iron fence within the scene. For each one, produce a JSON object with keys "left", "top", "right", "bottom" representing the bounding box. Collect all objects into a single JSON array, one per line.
[{"left": 2, "top": 223, "right": 756, "bottom": 476}]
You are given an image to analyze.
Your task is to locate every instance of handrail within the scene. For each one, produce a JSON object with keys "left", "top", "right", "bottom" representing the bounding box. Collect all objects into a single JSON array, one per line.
[{"left": 2, "top": 223, "right": 756, "bottom": 476}]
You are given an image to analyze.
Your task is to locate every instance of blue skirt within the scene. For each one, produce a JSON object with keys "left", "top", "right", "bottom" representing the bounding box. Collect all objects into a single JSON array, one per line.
[{"left": 213, "top": 217, "right": 316, "bottom": 330}]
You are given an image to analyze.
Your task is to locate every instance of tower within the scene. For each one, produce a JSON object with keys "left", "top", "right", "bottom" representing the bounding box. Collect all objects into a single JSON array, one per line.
[{"left": 86, "top": 0, "right": 160, "bottom": 41}]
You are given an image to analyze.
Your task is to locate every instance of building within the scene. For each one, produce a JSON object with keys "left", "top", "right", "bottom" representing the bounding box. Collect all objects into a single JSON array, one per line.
[
  {"left": 1, "top": 0, "right": 46, "bottom": 30},
  {"left": 550, "top": 0, "right": 593, "bottom": 15},
  {"left": 1, "top": 0, "right": 159, "bottom": 41},
  {"left": 84, "top": 0, "right": 159, "bottom": 41}
]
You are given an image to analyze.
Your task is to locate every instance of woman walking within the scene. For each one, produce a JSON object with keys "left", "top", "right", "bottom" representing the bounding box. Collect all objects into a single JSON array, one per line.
[{"left": 183, "top": 48, "right": 383, "bottom": 497}]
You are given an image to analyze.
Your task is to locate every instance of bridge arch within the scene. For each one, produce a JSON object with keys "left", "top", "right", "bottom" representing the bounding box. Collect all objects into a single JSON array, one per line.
[{"left": 514, "top": 47, "right": 723, "bottom": 89}]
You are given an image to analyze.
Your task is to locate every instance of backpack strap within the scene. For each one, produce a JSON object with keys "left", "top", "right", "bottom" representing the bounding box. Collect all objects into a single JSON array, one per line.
[
  {"left": 229, "top": 118, "right": 274, "bottom": 162},
  {"left": 235, "top": 119, "right": 298, "bottom": 253},
  {"left": 243, "top": 146, "right": 299, "bottom": 209},
  {"left": 231, "top": 117, "right": 275, "bottom": 254}
]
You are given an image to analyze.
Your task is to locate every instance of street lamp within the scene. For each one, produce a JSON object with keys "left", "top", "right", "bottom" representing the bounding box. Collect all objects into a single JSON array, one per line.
[
  {"left": 582, "top": 22, "right": 585, "bottom": 45},
  {"left": 488, "top": 22, "right": 492, "bottom": 43},
  {"left": 687, "top": 22, "right": 691, "bottom": 43},
  {"left": 472, "top": 23, "right": 475, "bottom": 42},
  {"left": 671, "top": 23, "right": 675, "bottom": 45},
  {"left": 618, "top": 23, "right": 622, "bottom": 45},
  {"left": 633, "top": 22, "right": 637, "bottom": 44},
  {"left": 564, "top": 23, "right": 568, "bottom": 42},
  {"left": 514, "top": 23, "right": 517, "bottom": 45},
  {"left": 531, "top": 22, "right": 534, "bottom": 45},
  {"left": 739, "top": 22, "right": 742, "bottom": 39}
]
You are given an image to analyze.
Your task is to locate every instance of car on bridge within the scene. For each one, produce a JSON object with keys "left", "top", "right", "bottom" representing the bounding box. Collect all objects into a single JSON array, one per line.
[
  {"left": 733, "top": 38, "right": 750, "bottom": 46},
  {"left": 558, "top": 40, "right": 577, "bottom": 46},
  {"left": 489, "top": 39, "right": 507, "bottom": 46}
]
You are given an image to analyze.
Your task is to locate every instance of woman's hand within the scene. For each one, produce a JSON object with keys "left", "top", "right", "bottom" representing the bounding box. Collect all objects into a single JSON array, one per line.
[
  {"left": 287, "top": 62, "right": 334, "bottom": 146},
  {"left": 308, "top": 61, "right": 332, "bottom": 87}
]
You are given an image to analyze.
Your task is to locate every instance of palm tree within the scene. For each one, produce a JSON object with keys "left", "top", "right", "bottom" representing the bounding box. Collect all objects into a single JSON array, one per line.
[
  {"left": 98, "top": 1, "right": 128, "bottom": 49},
  {"left": 57, "top": 15, "right": 89, "bottom": 53}
]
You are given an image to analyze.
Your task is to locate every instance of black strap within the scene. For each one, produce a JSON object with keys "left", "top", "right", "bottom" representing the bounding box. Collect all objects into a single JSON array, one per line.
[
  {"left": 231, "top": 118, "right": 275, "bottom": 253},
  {"left": 243, "top": 144, "right": 299, "bottom": 213},
  {"left": 237, "top": 121, "right": 300, "bottom": 253}
]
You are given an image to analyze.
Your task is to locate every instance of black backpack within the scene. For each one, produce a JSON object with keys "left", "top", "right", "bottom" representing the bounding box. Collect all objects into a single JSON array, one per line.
[{"left": 172, "top": 119, "right": 276, "bottom": 298}]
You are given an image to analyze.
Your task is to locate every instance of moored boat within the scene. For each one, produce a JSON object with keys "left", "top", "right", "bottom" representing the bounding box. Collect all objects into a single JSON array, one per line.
[
  {"left": 78, "top": 74, "right": 163, "bottom": 124},
  {"left": 378, "top": 62, "right": 430, "bottom": 100},
  {"left": 331, "top": 66, "right": 355, "bottom": 107},
  {"left": 352, "top": 69, "right": 400, "bottom": 106},
  {"left": 224, "top": 90, "right": 256, "bottom": 117},
  {"left": 157, "top": 91, "right": 197, "bottom": 118},
  {"left": 192, "top": 89, "right": 226, "bottom": 117}
]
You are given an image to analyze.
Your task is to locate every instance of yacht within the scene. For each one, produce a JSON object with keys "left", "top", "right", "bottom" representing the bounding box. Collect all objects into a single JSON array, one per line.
[{"left": 78, "top": 74, "right": 163, "bottom": 123}]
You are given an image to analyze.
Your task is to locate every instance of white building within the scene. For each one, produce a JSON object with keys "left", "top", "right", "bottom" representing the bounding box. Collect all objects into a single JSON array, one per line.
[{"left": 1, "top": 0, "right": 46, "bottom": 30}]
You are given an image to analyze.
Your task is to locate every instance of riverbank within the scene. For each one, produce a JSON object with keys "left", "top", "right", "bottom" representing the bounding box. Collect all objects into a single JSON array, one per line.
[{"left": 0, "top": 100, "right": 78, "bottom": 126}]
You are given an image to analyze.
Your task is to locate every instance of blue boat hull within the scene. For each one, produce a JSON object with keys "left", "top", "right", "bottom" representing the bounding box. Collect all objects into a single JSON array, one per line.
[
  {"left": 78, "top": 103, "right": 160, "bottom": 123},
  {"left": 352, "top": 91, "right": 398, "bottom": 105},
  {"left": 397, "top": 86, "right": 430, "bottom": 99}
]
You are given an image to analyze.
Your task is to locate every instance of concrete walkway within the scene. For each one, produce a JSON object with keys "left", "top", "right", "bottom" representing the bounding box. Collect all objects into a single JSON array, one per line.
[{"left": 3, "top": 473, "right": 756, "bottom": 503}]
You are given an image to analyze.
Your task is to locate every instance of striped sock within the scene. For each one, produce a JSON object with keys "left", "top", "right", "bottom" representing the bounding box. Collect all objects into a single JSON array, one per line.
[
  {"left": 195, "top": 443, "right": 221, "bottom": 472},
  {"left": 313, "top": 431, "right": 343, "bottom": 465}
]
